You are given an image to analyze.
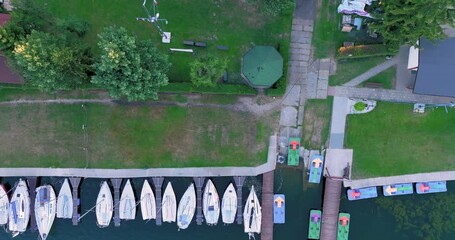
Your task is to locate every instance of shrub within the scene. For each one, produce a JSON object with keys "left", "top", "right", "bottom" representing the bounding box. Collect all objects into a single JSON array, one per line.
[
  {"left": 190, "top": 55, "right": 228, "bottom": 88},
  {"left": 337, "top": 44, "right": 392, "bottom": 59},
  {"left": 354, "top": 102, "right": 366, "bottom": 111}
]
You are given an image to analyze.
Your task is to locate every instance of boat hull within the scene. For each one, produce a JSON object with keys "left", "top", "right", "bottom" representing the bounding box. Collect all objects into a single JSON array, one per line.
[
  {"left": 119, "top": 179, "right": 136, "bottom": 220},
  {"left": 273, "top": 194, "right": 285, "bottom": 224},
  {"left": 308, "top": 154, "right": 324, "bottom": 184},
  {"left": 96, "top": 181, "right": 113, "bottom": 228},
  {"left": 35, "top": 185, "right": 57, "bottom": 240},
  {"left": 140, "top": 180, "right": 156, "bottom": 221},
  {"left": 203, "top": 179, "right": 220, "bottom": 225},
  {"left": 382, "top": 183, "right": 413, "bottom": 196},
  {"left": 308, "top": 210, "right": 321, "bottom": 239},
  {"left": 347, "top": 187, "right": 378, "bottom": 201},
  {"left": 177, "top": 183, "right": 196, "bottom": 229},
  {"left": 0, "top": 184, "right": 9, "bottom": 225},
  {"left": 221, "top": 183, "right": 237, "bottom": 224},
  {"left": 162, "top": 182, "right": 176, "bottom": 223},
  {"left": 8, "top": 179, "right": 30, "bottom": 236},
  {"left": 416, "top": 181, "right": 447, "bottom": 194},
  {"left": 57, "top": 179, "right": 73, "bottom": 219},
  {"left": 243, "top": 186, "right": 262, "bottom": 235}
]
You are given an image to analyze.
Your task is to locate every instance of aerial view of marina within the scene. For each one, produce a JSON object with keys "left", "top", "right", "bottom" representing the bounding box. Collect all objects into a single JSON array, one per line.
[{"left": 0, "top": 0, "right": 455, "bottom": 239}]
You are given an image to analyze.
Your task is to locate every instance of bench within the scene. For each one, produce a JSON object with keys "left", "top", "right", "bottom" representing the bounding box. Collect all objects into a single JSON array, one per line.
[
  {"left": 217, "top": 45, "right": 229, "bottom": 51},
  {"left": 365, "top": 82, "right": 383, "bottom": 89},
  {"left": 194, "top": 42, "right": 207, "bottom": 48},
  {"left": 183, "top": 40, "right": 194, "bottom": 46}
]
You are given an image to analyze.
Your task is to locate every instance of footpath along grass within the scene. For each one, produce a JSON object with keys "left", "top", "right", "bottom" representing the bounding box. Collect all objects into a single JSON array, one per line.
[
  {"left": 0, "top": 104, "right": 276, "bottom": 168},
  {"left": 345, "top": 102, "right": 455, "bottom": 178},
  {"left": 329, "top": 56, "right": 386, "bottom": 86}
]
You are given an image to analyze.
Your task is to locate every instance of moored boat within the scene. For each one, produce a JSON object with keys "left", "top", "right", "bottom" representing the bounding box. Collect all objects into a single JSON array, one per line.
[
  {"left": 243, "top": 185, "right": 262, "bottom": 239},
  {"left": 0, "top": 184, "right": 9, "bottom": 225},
  {"left": 383, "top": 183, "right": 413, "bottom": 196},
  {"left": 203, "top": 179, "right": 220, "bottom": 226},
  {"left": 140, "top": 180, "right": 156, "bottom": 221},
  {"left": 273, "top": 194, "right": 285, "bottom": 224},
  {"left": 177, "top": 183, "right": 196, "bottom": 230},
  {"left": 308, "top": 210, "right": 321, "bottom": 239},
  {"left": 8, "top": 179, "right": 30, "bottom": 237},
  {"left": 56, "top": 179, "right": 73, "bottom": 219},
  {"left": 119, "top": 179, "right": 136, "bottom": 220},
  {"left": 221, "top": 183, "right": 237, "bottom": 224},
  {"left": 35, "top": 185, "right": 57, "bottom": 240},
  {"left": 287, "top": 138, "right": 300, "bottom": 166},
  {"left": 96, "top": 181, "right": 113, "bottom": 228},
  {"left": 308, "top": 154, "right": 324, "bottom": 184},
  {"left": 337, "top": 213, "right": 350, "bottom": 240},
  {"left": 347, "top": 187, "right": 378, "bottom": 201},
  {"left": 162, "top": 182, "right": 176, "bottom": 223},
  {"left": 416, "top": 181, "right": 447, "bottom": 194}
]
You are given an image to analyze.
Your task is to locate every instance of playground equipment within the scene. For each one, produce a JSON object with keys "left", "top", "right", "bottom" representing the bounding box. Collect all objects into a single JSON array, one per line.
[{"left": 137, "top": 0, "right": 170, "bottom": 43}]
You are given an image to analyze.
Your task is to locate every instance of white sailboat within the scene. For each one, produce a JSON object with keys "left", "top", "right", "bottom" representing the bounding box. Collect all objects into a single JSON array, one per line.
[
  {"left": 35, "top": 185, "right": 57, "bottom": 240},
  {"left": 221, "top": 183, "right": 237, "bottom": 224},
  {"left": 0, "top": 184, "right": 9, "bottom": 225},
  {"left": 162, "top": 182, "right": 176, "bottom": 223},
  {"left": 243, "top": 185, "right": 262, "bottom": 239},
  {"left": 140, "top": 180, "right": 156, "bottom": 221},
  {"left": 203, "top": 179, "right": 220, "bottom": 226},
  {"left": 119, "top": 179, "right": 136, "bottom": 220},
  {"left": 177, "top": 183, "right": 196, "bottom": 230},
  {"left": 96, "top": 181, "right": 113, "bottom": 228},
  {"left": 56, "top": 179, "right": 73, "bottom": 219},
  {"left": 8, "top": 179, "right": 30, "bottom": 237}
]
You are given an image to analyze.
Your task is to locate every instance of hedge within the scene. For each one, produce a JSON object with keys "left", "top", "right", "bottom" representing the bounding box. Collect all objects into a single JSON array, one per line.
[{"left": 337, "top": 44, "right": 392, "bottom": 59}]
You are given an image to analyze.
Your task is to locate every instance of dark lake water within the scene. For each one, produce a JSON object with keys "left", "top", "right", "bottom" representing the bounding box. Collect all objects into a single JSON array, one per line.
[{"left": 1, "top": 167, "right": 455, "bottom": 240}]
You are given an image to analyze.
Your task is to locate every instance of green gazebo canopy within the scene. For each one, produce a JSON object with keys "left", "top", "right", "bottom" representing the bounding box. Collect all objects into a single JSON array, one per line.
[{"left": 242, "top": 46, "right": 283, "bottom": 88}]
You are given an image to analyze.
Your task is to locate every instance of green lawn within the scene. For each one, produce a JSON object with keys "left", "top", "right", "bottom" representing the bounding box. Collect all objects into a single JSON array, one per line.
[
  {"left": 361, "top": 66, "right": 396, "bottom": 89},
  {"left": 302, "top": 97, "right": 333, "bottom": 149},
  {"left": 345, "top": 102, "right": 455, "bottom": 178},
  {"left": 39, "top": 0, "right": 292, "bottom": 89},
  {"left": 329, "top": 56, "right": 386, "bottom": 86},
  {"left": 0, "top": 104, "right": 275, "bottom": 168}
]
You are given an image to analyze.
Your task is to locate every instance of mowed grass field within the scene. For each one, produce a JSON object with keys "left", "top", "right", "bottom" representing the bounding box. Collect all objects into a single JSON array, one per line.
[
  {"left": 39, "top": 0, "right": 293, "bottom": 84},
  {"left": 0, "top": 104, "right": 275, "bottom": 168},
  {"left": 345, "top": 102, "right": 455, "bottom": 178}
]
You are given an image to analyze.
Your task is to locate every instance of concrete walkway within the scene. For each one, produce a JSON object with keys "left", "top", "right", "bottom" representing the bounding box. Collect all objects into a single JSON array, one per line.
[
  {"left": 342, "top": 57, "right": 398, "bottom": 87},
  {"left": 328, "top": 86, "right": 455, "bottom": 104},
  {"left": 328, "top": 96, "right": 349, "bottom": 149},
  {"left": 395, "top": 45, "right": 416, "bottom": 91}
]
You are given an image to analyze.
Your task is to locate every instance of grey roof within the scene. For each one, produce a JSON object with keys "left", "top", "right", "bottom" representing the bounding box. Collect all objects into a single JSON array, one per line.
[{"left": 414, "top": 38, "right": 455, "bottom": 97}]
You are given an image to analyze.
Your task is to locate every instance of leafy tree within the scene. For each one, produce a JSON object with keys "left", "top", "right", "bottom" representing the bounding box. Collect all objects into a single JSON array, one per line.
[
  {"left": 189, "top": 55, "right": 228, "bottom": 87},
  {"left": 369, "top": 0, "right": 455, "bottom": 50},
  {"left": 56, "top": 16, "right": 90, "bottom": 38},
  {"left": 91, "top": 26, "right": 170, "bottom": 101},
  {"left": 13, "top": 30, "right": 90, "bottom": 91}
]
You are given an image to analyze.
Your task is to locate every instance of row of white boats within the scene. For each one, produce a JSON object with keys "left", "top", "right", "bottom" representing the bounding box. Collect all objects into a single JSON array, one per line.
[{"left": 0, "top": 178, "right": 262, "bottom": 239}]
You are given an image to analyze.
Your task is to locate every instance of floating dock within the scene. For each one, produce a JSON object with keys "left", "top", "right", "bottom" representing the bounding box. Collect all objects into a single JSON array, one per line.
[
  {"left": 347, "top": 187, "right": 378, "bottom": 201},
  {"left": 233, "top": 176, "right": 245, "bottom": 225},
  {"left": 273, "top": 194, "right": 285, "bottom": 224},
  {"left": 308, "top": 154, "right": 324, "bottom": 184},
  {"left": 152, "top": 177, "right": 164, "bottom": 226},
  {"left": 287, "top": 138, "right": 300, "bottom": 166},
  {"left": 27, "top": 177, "right": 38, "bottom": 232},
  {"left": 69, "top": 177, "right": 81, "bottom": 225},
  {"left": 111, "top": 178, "right": 122, "bottom": 227},
  {"left": 261, "top": 171, "right": 274, "bottom": 240},
  {"left": 337, "top": 213, "right": 350, "bottom": 240},
  {"left": 308, "top": 210, "right": 321, "bottom": 239},
  {"left": 383, "top": 183, "right": 413, "bottom": 196},
  {"left": 193, "top": 177, "right": 205, "bottom": 225},
  {"left": 416, "top": 181, "right": 447, "bottom": 194}
]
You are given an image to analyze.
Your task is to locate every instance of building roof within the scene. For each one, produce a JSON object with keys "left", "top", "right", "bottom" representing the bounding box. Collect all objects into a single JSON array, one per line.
[
  {"left": 241, "top": 46, "right": 283, "bottom": 88},
  {"left": 414, "top": 38, "right": 455, "bottom": 97},
  {"left": 0, "top": 13, "right": 11, "bottom": 27}
]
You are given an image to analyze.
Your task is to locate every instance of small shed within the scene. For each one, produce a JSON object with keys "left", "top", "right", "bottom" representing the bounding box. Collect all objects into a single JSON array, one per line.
[{"left": 241, "top": 46, "right": 283, "bottom": 89}]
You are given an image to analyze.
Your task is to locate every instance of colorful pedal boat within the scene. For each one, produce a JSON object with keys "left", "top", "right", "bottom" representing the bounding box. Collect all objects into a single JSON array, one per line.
[
  {"left": 308, "top": 154, "right": 324, "bottom": 184},
  {"left": 308, "top": 210, "right": 321, "bottom": 239},
  {"left": 337, "top": 213, "right": 350, "bottom": 240},
  {"left": 347, "top": 187, "right": 377, "bottom": 201},
  {"left": 416, "top": 181, "right": 447, "bottom": 194},
  {"left": 287, "top": 138, "right": 300, "bottom": 166},
  {"left": 273, "top": 194, "right": 285, "bottom": 224},
  {"left": 383, "top": 183, "right": 413, "bottom": 196}
]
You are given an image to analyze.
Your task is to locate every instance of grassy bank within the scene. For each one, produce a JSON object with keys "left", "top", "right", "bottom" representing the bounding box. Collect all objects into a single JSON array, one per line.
[
  {"left": 329, "top": 57, "right": 386, "bottom": 86},
  {"left": 361, "top": 66, "right": 396, "bottom": 89},
  {"left": 302, "top": 97, "right": 333, "bottom": 149}
]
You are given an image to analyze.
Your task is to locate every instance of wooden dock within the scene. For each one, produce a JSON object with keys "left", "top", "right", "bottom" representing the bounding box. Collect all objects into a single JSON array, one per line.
[
  {"left": 111, "top": 178, "right": 122, "bottom": 227},
  {"left": 233, "top": 176, "right": 246, "bottom": 225},
  {"left": 193, "top": 177, "right": 205, "bottom": 225},
  {"left": 69, "top": 177, "right": 81, "bottom": 226},
  {"left": 152, "top": 177, "right": 164, "bottom": 226},
  {"left": 261, "top": 171, "right": 274, "bottom": 240},
  {"left": 27, "top": 177, "right": 38, "bottom": 232},
  {"left": 320, "top": 178, "right": 342, "bottom": 240}
]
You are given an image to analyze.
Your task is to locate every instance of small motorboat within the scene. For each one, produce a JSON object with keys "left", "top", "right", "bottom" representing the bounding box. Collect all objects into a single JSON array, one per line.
[
  {"left": 177, "top": 183, "right": 196, "bottom": 230},
  {"left": 308, "top": 210, "right": 321, "bottom": 239},
  {"left": 203, "top": 179, "right": 220, "bottom": 226},
  {"left": 416, "top": 181, "right": 447, "bottom": 194},
  {"left": 162, "top": 182, "right": 176, "bottom": 223},
  {"left": 273, "top": 194, "right": 285, "bottom": 224},
  {"left": 308, "top": 154, "right": 324, "bottom": 184},
  {"left": 383, "top": 183, "right": 413, "bottom": 196},
  {"left": 35, "top": 185, "right": 57, "bottom": 240},
  {"left": 119, "top": 179, "right": 136, "bottom": 220},
  {"left": 337, "top": 213, "right": 350, "bottom": 240},
  {"left": 221, "top": 183, "right": 237, "bottom": 224},
  {"left": 96, "top": 181, "right": 113, "bottom": 228},
  {"left": 140, "top": 180, "right": 156, "bottom": 221},
  {"left": 8, "top": 179, "right": 30, "bottom": 237},
  {"left": 56, "top": 179, "right": 73, "bottom": 219},
  {"left": 243, "top": 185, "right": 262, "bottom": 239},
  {"left": 347, "top": 187, "right": 378, "bottom": 201},
  {"left": 0, "top": 184, "right": 9, "bottom": 225}
]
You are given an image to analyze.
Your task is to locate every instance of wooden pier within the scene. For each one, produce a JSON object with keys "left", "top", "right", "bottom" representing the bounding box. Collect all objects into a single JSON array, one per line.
[
  {"left": 261, "top": 171, "right": 274, "bottom": 240},
  {"left": 233, "top": 176, "right": 246, "bottom": 225},
  {"left": 193, "top": 177, "right": 205, "bottom": 225},
  {"left": 320, "top": 178, "right": 342, "bottom": 240},
  {"left": 27, "top": 177, "right": 38, "bottom": 232},
  {"left": 152, "top": 177, "right": 164, "bottom": 226},
  {"left": 69, "top": 177, "right": 82, "bottom": 226},
  {"left": 111, "top": 178, "right": 122, "bottom": 227}
]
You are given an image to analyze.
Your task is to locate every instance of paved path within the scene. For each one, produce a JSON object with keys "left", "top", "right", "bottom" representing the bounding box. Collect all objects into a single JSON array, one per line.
[
  {"left": 328, "top": 97, "right": 349, "bottom": 149},
  {"left": 342, "top": 57, "right": 398, "bottom": 87},
  {"left": 328, "top": 86, "right": 455, "bottom": 104},
  {"left": 395, "top": 45, "right": 416, "bottom": 91}
]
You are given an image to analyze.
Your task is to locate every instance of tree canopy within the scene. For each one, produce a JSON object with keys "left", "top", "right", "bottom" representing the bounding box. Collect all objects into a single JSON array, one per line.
[
  {"left": 91, "top": 26, "right": 170, "bottom": 101},
  {"left": 369, "top": 0, "right": 455, "bottom": 50}
]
